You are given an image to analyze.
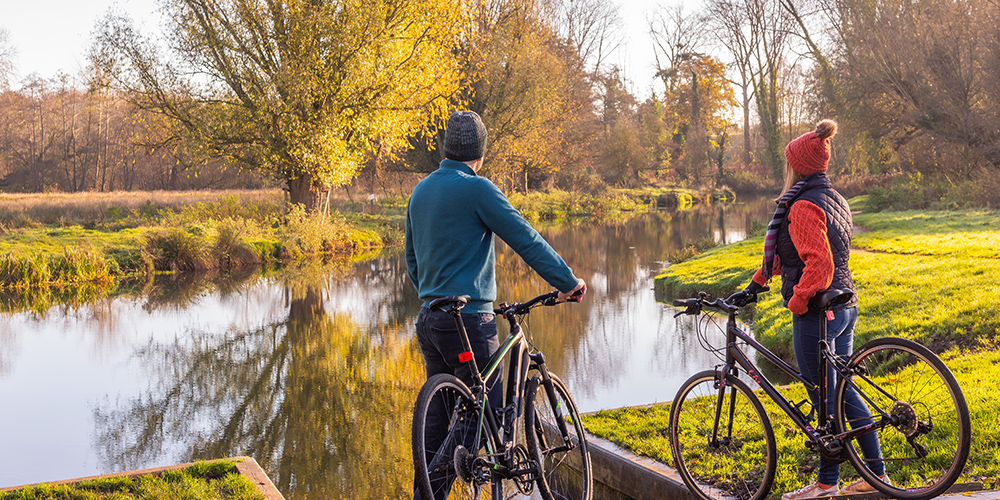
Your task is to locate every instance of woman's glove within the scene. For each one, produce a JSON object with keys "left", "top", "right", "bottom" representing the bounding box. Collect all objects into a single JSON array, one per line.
[{"left": 729, "top": 281, "right": 769, "bottom": 307}]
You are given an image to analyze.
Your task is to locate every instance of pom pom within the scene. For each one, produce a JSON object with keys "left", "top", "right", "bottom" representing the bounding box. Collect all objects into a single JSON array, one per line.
[{"left": 814, "top": 119, "right": 838, "bottom": 140}]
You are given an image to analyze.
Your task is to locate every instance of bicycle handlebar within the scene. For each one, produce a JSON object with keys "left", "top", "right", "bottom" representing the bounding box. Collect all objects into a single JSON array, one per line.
[
  {"left": 672, "top": 293, "right": 740, "bottom": 317},
  {"left": 494, "top": 290, "right": 570, "bottom": 317}
]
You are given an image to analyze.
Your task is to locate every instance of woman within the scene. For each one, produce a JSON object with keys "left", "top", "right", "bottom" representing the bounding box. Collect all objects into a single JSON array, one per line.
[{"left": 737, "top": 119, "right": 887, "bottom": 499}]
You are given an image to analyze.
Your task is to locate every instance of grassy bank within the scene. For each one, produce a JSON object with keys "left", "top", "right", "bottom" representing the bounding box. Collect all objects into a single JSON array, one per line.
[
  {"left": 0, "top": 459, "right": 263, "bottom": 500},
  {"left": 654, "top": 209, "right": 1000, "bottom": 358},
  {"left": 589, "top": 208, "right": 1000, "bottom": 493},
  {"left": 508, "top": 186, "right": 736, "bottom": 220},
  {"left": 0, "top": 191, "right": 386, "bottom": 290}
]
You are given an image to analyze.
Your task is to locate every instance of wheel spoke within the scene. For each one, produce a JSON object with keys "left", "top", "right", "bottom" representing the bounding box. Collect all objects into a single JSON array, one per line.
[
  {"left": 525, "top": 374, "right": 592, "bottom": 500},
  {"left": 669, "top": 371, "right": 776, "bottom": 500}
]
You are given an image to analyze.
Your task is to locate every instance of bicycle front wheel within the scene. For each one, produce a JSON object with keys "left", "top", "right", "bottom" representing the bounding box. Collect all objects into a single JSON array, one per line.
[
  {"left": 524, "top": 373, "right": 593, "bottom": 500},
  {"left": 413, "top": 373, "right": 501, "bottom": 500},
  {"left": 835, "top": 337, "right": 971, "bottom": 500},
  {"left": 669, "top": 370, "right": 777, "bottom": 500}
]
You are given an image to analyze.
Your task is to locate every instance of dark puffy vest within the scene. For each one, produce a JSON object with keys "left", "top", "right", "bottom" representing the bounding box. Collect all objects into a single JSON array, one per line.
[{"left": 775, "top": 173, "right": 857, "bottom": 313}]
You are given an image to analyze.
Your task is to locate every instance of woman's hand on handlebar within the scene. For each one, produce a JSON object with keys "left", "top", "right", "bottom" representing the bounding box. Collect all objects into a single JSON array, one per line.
[{"left": 557, "top": 279, "right": 587, "bottom": 303}]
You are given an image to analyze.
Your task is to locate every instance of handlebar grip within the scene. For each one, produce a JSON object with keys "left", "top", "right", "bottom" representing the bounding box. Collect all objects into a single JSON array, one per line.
[{"left": 674, "top": 298, "right": 700, "bottom": 307}]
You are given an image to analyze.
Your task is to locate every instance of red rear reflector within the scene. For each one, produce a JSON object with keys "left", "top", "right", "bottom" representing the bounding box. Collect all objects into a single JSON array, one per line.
[
  {"left": 458, "top": 351, "right": 473, "bottom": 363},
  {"left": 826, "top": 311, "right": 835, "bottom": 321}
]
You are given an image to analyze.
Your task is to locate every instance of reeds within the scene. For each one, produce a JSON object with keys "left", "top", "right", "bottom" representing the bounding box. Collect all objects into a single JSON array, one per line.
[
  {"left": 0, "top": 189, "right": 285, "bottom": 228},
  {"left": 0, "top": 190, "right": 386, "bottom": 290}
]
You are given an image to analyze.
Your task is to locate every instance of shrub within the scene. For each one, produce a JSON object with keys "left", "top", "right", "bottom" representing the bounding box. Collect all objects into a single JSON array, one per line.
[
  {"left": 147, "top": 228, "right": 210, "bottom": 271},
  {"left": 667, "top": 237, "right": 719, "bottom": 264},
  {"left": 213, "top": 220, "right": 262, "bottom": 270}
]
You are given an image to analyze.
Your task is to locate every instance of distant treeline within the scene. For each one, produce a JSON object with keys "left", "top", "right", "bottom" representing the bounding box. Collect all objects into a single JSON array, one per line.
[
  {"left": 0, "top": 0, "right": 996, "bottom": 210},
  {"left": 0, "top": 80, "right": 274, "bottom": 192}
]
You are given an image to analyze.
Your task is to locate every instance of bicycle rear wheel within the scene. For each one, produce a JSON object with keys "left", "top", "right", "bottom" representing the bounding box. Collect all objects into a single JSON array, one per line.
[
  {"left": 524, "top": 373, "right": 593, "bottom": 500},
  {"left": 413, "top": 373, "right": 501, "bottom": 500},
  {"left": 669, "top": 370, "right": 776, "bottom": 500},
  {"left": 835, "top": 337, "right": 971, "bottom": 500}
]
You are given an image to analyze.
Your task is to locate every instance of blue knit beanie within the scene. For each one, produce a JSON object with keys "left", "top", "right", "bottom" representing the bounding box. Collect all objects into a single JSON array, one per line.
[{"left": 444, "top": 111, "right": 488, "bottom": 161}]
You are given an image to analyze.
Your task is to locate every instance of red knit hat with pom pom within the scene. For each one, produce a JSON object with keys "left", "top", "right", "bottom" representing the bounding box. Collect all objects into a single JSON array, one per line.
[{"left": 785, "top": 119, "right": 838, "bottom": 176}]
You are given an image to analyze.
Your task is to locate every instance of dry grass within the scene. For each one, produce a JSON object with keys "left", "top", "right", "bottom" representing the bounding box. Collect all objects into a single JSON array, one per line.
[{"left": 0, "top": 189, "right": 285, "bottom": 226}]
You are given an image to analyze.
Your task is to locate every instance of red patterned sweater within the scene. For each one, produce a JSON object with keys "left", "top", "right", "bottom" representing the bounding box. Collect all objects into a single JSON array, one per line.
[{"left": 751, "top": 200, "right": 834, "bottom": 315}]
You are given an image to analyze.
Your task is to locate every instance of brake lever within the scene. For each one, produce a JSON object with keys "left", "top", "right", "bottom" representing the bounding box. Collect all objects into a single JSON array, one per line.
[{"left": 673, "top": 305, "right": 700, "bottom": 318}]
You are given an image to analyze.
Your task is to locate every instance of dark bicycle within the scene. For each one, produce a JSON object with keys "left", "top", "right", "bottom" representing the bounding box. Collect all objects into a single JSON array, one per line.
[
  {"left": 412, "top": 291, "right": 592, "bottom": 500},
  {"left": 669, "top": 288, "right": 971, "bottom": 500}
]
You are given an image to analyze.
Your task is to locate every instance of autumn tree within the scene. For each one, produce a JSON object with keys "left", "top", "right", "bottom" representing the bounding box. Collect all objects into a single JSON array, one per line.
[
  {"left": 0, "top": 27, "right": 14, "bottom": 90},
  {"left": 819, "top": 0, "right": 1000, "bottom": 176},
  {"left": 94, "top": 0, "right": 462, "bottom": 209},
  {"left": 706, "top": 0, "right": 760, "bottom": 172},
  {"left": 458, "top": 0, "right": 586, "bottom": 191},
  {"left": 546, "top": 0, "right": 624, "bottom": 77},
  {"left": 747, "top": 0, "right": 793, "bottom": 181}
]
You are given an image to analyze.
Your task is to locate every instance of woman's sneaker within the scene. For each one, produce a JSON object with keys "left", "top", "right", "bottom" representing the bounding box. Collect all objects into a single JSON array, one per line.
[
  {"left": 781, "top": 481, "right": 840, "bottom": 500},
  {"left": 841, "top": 475, "right": 891, "bottom": 494}
]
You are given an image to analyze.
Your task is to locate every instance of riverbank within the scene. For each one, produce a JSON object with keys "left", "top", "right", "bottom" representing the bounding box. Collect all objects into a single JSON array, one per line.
[
  {"left": 0, "top": 458, "right": 276, "bottom": 500},
  {"left": 0, "top": 191, "right": 387, "bottom": 290},
  {"left": 509, "top": 186, "right": 736, "bottom": 219},
  {"left": 0, "top": 186, "right": 737, "bottom": 290},
  {"left": 585, "top": 207, "right": 1000, "bottom": 493}
]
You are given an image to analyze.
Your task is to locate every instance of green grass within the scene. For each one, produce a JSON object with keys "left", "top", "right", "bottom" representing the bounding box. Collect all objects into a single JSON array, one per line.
[
  {"left": 616, "top": 208, "right": 1000, "bottom": 494},
  {"left": 0, "top": 459, "right": 265, "bottom": 500},
  {"left": 853, "top": 210, "right": 1000, "bottom": 259},
  {"left": 654, "top": 209, "right": 1000, "bottom": 359}
]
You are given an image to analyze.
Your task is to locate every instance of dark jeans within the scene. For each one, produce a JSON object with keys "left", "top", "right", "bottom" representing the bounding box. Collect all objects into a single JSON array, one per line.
[
  {"left": 413, "top": 307, "right": 503, "bottom": 500},
  {"left": 793, "top": 306, "right": 885, "bottom": 485}
]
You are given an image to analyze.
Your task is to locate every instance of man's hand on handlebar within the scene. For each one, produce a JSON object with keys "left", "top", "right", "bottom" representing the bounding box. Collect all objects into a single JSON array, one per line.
[{"left": 557, "top": 279, "right": 587, "bottom": 303}]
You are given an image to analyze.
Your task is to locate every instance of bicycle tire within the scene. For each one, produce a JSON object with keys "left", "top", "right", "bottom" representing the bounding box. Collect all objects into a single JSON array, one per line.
[
  {"left": 413, "top": 373, "right": 501, "bottom": 500},
  {"left": 524, "top": 373, "right": 593, "bottom": 500},
  {"left": 669, "top": 370, "right": 777, "bottom": 500},
  {"left": 835, "top": 337, "right": 971, "bottom": 500}
]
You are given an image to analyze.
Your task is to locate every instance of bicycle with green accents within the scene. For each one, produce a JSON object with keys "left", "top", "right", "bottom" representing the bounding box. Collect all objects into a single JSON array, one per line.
[{"left": 412, "top": 291, "right": 592, "bottom": 500}]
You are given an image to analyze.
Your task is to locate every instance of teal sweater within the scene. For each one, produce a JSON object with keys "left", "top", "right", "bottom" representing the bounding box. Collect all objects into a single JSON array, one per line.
[{"left": 405, "top": 160, "right": 579, "bottom": 313}]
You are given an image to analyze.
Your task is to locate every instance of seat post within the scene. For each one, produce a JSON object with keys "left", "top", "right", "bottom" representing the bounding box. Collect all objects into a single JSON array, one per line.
[{"left": 448, "top": 305, "right": 485, "bottom": 388}]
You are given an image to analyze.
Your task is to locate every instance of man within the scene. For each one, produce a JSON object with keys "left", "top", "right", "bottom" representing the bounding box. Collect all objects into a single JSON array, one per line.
[{"left": 406, "top": 110, "right": 585, "bottom": 499}]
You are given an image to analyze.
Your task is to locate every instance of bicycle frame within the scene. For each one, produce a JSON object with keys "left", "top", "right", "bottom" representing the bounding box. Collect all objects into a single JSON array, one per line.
[
  {"left": 442, "top": 295, "right": 574, "bottom": 480},
  {"left": 715, "top": 309, "right": 888, "bottom": 452}
]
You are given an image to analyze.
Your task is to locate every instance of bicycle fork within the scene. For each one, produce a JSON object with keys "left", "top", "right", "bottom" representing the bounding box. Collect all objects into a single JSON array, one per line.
[
  {"left": 708, "top": 368, "right": 738, "bottom": 448},
  {"left": 532, "top": 354, "right": 577, "bottom": 455}
]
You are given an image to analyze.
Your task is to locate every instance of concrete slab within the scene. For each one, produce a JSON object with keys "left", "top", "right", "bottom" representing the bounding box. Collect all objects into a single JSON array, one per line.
[
  {"left": 0, "top": 456, "right": 284, "bottom": 500},
  {"left": 585, "top": 431, "right": 695, "bottom": 500}
]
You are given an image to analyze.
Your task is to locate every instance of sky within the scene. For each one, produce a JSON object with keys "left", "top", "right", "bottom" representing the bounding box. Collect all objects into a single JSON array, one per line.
[{"left": 1, "top": 0, "right": 668, "bottom": 95}]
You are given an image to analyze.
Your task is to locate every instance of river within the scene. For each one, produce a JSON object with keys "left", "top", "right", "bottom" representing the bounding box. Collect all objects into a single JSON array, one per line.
[{"left": 0, "top": 198, "right": 773, "bottom": 498}]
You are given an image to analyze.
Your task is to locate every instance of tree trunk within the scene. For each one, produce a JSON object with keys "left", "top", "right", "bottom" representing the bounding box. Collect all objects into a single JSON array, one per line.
[{"left": 287, "top": 174, "right": 318, "bottom": 211}]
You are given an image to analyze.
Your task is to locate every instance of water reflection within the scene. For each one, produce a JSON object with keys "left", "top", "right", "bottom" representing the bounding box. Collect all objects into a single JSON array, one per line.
[{"left": 0, "top": 199, "right": 773, "bottom": 498}]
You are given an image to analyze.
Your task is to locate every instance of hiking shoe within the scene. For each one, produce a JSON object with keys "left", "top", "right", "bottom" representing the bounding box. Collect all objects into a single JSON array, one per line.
[
  {"left": 841, "top": 475, "right": 891, "bottom": 494},
  {"left": 781, "top": 481, "right": 840, "bottom": 500}
]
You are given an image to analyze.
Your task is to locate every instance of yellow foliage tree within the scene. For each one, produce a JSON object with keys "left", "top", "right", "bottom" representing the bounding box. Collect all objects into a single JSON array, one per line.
[{"left": 95, "top": 0, "right": 462, "bottom": 208}]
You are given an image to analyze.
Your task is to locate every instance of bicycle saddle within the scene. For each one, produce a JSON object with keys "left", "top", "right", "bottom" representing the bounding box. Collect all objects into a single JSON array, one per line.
[
  {"left": 429, "top": 295, "right": 471, "bottom": 312},
  {"left": 814, "top": 289, "right": 854, "bottom": 311}
]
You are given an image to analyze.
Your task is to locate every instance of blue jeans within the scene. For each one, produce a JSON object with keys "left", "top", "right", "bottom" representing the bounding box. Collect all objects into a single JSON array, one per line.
[
  {"left": 413, "top": 308, "right": 503, "bottom": 500},
  {"left": 793, "top": 306, "right": 885, "bottom": 485}
]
